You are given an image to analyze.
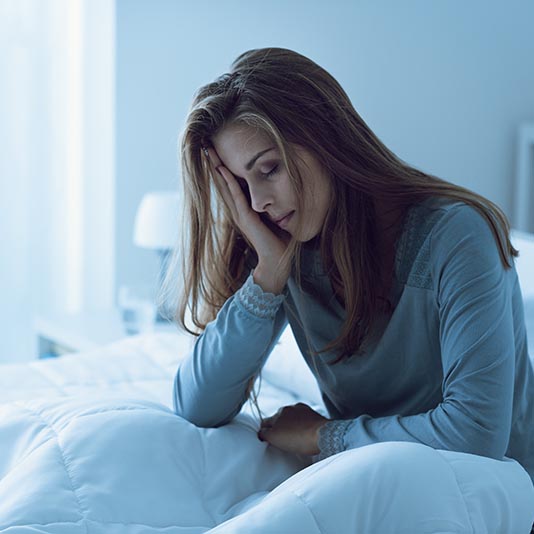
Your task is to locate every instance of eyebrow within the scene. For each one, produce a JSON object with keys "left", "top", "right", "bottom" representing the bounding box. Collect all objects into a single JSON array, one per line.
[{"left": 245, "top": 147, "right": 276, "bottom": 171}]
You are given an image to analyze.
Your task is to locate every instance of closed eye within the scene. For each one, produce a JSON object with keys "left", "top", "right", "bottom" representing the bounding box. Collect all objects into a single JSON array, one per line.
[{"left": 261, "top": 164, "right": 279, "bottom": 179}]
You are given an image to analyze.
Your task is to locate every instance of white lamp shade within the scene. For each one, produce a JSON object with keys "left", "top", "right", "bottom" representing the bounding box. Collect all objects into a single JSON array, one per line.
[{"left": 133, "top": 191, "right": 181, "bottom": 249}]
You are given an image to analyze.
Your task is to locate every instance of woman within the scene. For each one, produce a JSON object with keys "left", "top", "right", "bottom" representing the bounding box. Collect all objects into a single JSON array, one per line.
[{"left": 165, "top": 47, "right": 534, "bottom": 529}]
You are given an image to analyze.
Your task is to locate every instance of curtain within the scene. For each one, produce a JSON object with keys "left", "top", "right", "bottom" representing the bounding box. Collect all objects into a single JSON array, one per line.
[{"left": 0, "top": 0, "right": 115, "bottom": 362}]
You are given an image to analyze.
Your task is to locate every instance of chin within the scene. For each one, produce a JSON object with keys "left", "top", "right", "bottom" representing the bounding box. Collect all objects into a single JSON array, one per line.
[{"left": 296, "top": 229, "right": 321, "bottom": 244}]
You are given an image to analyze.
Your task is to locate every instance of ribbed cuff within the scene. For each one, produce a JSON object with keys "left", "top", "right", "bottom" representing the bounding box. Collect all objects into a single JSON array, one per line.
[
  {"left": 235, "top": 272, "right": 286, "bottom": 320},
  {"left": 312, "top": 419, "right": 353, "bottom": 462}
]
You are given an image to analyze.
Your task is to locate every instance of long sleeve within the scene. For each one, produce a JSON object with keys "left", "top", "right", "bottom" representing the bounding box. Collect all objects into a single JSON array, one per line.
[
  {"left": 173, "top": 273, "right": 288, "bottom": 428},
  {"left": 316, "top": 205, "right": 516, "bottom": 461}
]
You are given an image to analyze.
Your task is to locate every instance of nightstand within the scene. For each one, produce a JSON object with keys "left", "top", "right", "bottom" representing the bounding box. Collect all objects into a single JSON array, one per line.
[{"left": 33, "top": 309, "right": 178, "bottom": 359}]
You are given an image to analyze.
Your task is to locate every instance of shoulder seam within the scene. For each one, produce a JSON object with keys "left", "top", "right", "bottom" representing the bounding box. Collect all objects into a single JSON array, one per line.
[{"left": 397, "top": 203, "right": 452, "bottom": 289}]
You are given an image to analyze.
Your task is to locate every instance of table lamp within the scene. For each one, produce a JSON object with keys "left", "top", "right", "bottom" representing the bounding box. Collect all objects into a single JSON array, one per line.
[{"left": 133, "top": 191, "right": 181, "bottom": 322}]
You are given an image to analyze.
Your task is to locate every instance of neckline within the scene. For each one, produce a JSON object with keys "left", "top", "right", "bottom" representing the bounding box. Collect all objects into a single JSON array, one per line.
[
  {"left": 330, "top": 200, "right": 421, "bottom": 315},
  {"left": 298, "top": 197, "right": 436, "bottom": 314}
]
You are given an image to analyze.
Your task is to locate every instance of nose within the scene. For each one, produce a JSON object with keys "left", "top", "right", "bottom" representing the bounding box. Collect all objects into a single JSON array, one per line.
[{"left": 249, "top": 182, "right": 273, "bottom": 213}]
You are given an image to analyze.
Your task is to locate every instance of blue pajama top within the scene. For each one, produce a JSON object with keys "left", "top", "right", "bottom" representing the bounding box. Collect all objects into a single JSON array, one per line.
[{"left": 173, "top": 196, "right": 534, "bottom": 486}]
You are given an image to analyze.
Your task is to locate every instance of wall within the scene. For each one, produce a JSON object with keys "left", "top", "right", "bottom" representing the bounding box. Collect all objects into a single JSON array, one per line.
[{"left": 115, "top": 0, "right": 534, "bottom": 292}]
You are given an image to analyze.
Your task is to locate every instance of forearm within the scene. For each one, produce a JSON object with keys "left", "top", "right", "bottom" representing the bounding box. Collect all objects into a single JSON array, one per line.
[
  {"left": 315, "top": 401, "right": 511, "bottom": 462},
  {"left": 173, "top": 273, "right": 288, "bottom": 427}
]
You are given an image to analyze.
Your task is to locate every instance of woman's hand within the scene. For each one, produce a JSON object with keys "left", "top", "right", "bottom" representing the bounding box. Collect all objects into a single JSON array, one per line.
[
  {"left": 203, "top": 146, "right": 292, "bottom": 294},
  {"left": 257, "top": 403, "right": 329, "bottom": 456}
]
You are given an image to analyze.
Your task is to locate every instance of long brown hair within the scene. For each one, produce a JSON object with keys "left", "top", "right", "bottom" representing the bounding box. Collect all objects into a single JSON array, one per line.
[{"left": 159, "top": 46, "right": 518, "bottom": 364}]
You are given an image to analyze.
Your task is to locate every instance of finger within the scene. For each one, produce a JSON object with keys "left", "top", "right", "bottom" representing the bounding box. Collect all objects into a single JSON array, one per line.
[
  {"left": 203, "top": 148, "right": 249, "bottom": 213},
  {"left": 260, "top": 412, "right": 280, "bottom": 431},
  {"left": 201, "top": 147, "right": 224, "bottom": 187},
  {"left": 260, "top": 416, "right": 274, "bottom": 428},
  {"left": 257, "top": 426, "right": 272, "bottom": 443},
  {"left": 203, "top": 150, "right": 239, "bottom": 219},
  {"left": 212, "top": 168, "right": 260, "bottom": 240},
  {"left": 213, "top": 167, "right": 239, "bottom": 219},
  {"left": 216, "top": 166, "right": 251, "bottom": 213},
  {"left": 203, "top": 146, "right": 220, "bottom": 166}
]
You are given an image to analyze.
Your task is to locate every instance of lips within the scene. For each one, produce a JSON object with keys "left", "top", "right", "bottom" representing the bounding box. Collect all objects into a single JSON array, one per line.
[
  {"left": 273, "top": 211, "right": 292, "bottom": 224},
  {"left": 274, "top": 211, "right": 295, "bottom": 229}
]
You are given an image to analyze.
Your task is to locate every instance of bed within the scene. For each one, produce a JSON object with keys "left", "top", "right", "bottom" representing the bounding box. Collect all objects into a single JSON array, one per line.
[{"left": 1, "top": 230, "right": 533, "bottom": 533}]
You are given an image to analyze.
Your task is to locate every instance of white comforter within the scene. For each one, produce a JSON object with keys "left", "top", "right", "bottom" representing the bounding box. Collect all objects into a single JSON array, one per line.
[{"left": 1, "top": 329, "right": 533, "bottom": 533}]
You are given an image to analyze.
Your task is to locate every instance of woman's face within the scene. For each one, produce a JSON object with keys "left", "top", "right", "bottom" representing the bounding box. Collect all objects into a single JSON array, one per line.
[{"left": 212, "top": 123, "right": 332, "bottom": 242}]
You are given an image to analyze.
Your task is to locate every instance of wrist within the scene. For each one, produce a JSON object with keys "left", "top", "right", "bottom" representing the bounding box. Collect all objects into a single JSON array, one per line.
[
  {"left": 252, "top": 265, "right": 286, "bottom": 295},
  {"left": 310, "top": 419, "right": 330, "bottom": 456}
]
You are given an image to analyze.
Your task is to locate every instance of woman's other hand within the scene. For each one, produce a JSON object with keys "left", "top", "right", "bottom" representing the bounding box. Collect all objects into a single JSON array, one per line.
[{"left": 257, "top": 403, "right": 329, "bottom": 456}]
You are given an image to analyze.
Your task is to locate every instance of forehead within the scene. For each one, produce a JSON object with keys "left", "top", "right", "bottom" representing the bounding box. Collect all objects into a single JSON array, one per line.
[
  {"left": 214, "top": 122, "right": 270, "bottom": 148},
  {"left": 212, "top": 123, "right": 275, "bottom": 171}
]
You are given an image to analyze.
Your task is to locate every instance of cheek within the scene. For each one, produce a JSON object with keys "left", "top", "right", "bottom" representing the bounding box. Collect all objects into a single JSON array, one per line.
[
  {"left": 303, "top": 183, "right": 331, "bottom": 234},
  {"left": 315, "top": 180, "right": 332, "bottom": 220},
  {"left": 306, "top": 181, "right": 329, "bottom": 215},
  {"left": 280, "top": 177, "right": 296, "bottom": 204},
  {"left": 319, "top": 193, "right": 332, "bottom": 223}
]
